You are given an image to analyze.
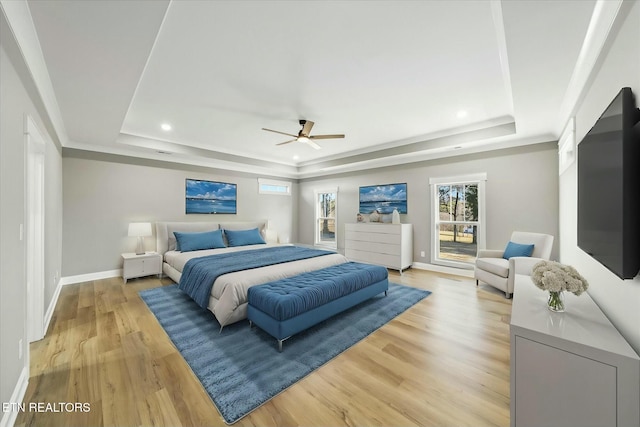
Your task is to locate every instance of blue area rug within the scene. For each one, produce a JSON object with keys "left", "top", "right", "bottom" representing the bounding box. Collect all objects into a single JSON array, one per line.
[{"left": 139, "top": 283, "right": 431, "bottom": 424}]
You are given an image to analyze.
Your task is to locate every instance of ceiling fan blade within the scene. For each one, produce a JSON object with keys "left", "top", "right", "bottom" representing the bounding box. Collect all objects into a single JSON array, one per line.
[
  {"left": 276, "top": 139, "right": 297, "bottom": 146},
  {"left": 309, "top": 134, "right": 345, "bottom": 140},
  {"left": 306, "top": 140, "right": 322, "bottom": 150},
  {"left": 262, "top": 128, "right": 298, "bottom": 138},
  {"left": 300, "top": 120, "right": 314, "bottom": 136}
]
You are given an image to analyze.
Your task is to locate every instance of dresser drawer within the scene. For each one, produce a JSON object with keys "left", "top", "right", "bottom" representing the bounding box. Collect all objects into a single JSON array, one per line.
[
  {"left": 124, "top": 260, "right": 145, "bottom": 278},
  {"left": 143, "top": 256, "right": 161, "bottom": 275},
  {"left": 345, "top": 230, "right": 401, "bottom": 244},
  {"left": 345, "top": 248, "right": 400, "bottom": 268},
  {"left": 345, "top": 223, "right": 401, "bottom": 234},
  {"left": 345, "top": 239, "right": 400, "bottom": 255}
]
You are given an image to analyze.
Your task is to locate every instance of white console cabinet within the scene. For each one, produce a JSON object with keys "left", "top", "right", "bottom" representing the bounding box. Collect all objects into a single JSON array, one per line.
[
  {"left": 344, "top": 223, "right": 412, "bottom": 272},
  {"left": 510, "top": 275, "right": 640, "bottom": 427}
]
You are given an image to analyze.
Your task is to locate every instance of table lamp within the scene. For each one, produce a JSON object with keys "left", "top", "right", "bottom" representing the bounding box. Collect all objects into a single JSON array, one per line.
[{"left": 128, "top": 222, "right": 152, "bottom": 255}]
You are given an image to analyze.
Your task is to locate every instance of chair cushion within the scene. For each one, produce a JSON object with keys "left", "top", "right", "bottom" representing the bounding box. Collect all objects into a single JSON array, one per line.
[
  {"left": 476, "top": 257, "right": 510, "bottom": 278},
  {"left": 503, "top": 241, "right": 534, "bottom": 259}
]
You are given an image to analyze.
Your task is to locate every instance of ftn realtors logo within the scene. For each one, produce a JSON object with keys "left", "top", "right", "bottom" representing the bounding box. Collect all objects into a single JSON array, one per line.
[{"left": 3, "top": 402, "right": 91, "bottom": 413}]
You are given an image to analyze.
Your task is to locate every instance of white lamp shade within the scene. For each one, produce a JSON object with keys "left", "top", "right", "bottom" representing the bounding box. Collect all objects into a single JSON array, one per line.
[{"left": 128, "top": 222, "right": 152, "bottom": 237}]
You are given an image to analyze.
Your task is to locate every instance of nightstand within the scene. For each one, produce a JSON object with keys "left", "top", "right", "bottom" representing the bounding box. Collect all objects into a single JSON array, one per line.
[{"left": 122, "top": 252, "right": 162, "bottom": 283}]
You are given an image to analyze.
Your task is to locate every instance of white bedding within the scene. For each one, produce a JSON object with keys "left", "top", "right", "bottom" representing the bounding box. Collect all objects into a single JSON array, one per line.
[
  {"left": 164, "top": 243, "right": 285, "bottom": 272},
  {"left": 164, "top": 244, "right": 348, "bottom": 327}
]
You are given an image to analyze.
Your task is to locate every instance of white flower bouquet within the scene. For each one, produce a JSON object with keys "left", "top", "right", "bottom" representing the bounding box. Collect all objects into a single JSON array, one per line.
[{"left": 531, "top": 260, "right": 589, "bottom": 312}]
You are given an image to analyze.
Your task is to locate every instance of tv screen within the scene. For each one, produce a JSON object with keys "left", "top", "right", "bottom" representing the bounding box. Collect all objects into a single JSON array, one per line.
[
  {"left": 577, "top": 87, "right": 640, "bottom": 279},
  {"left": 185, "top": 178, "right": 237, "bottom": 214},
  {"left": 359, "top": 183, "right": 407, "bottom": 214}
]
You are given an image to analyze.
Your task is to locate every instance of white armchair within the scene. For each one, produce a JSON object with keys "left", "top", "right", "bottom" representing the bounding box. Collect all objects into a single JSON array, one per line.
[{"left": 474, "top": 231, "right": 554, "bottom": 298}]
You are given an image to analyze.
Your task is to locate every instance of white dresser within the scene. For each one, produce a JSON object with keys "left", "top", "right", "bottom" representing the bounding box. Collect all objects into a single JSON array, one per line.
[
  {"left": 510, "top": 275, "right": 640, "bottom": 427},
  {"left": 344, "top": 223, "right": 413, "bottom": 272}
]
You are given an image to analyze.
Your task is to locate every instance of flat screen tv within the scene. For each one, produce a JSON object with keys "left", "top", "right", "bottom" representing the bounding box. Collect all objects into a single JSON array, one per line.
[
  {"left": 185, "top": 178, "right": 237, "bottom": 214},
  {"left": 577, "top": 87, "right": 640, "bottom": 279},
  {"left": 359, "top": 183, "right": 407, "bottom": 214}
]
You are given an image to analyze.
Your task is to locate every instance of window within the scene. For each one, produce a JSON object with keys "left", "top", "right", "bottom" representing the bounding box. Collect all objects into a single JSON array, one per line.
[
  {"left": 258, "top": 178, "right": 291, "bottom": 195},
  {"left": 429, "top": 174, "right": 486, "bottom": 268},
  {"left": 314, "top": 189, "right": 338, "bottom": 247}
]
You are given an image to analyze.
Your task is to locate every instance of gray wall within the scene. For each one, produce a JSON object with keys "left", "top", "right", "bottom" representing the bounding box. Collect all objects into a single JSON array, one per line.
[
  {"left": 62, "top": 152, "right": 298, "bottom": 276},
  {"left": 63, "top": 141, "right": 559, "bottom": 279},
  {"left": 298, "top": 143, "right": 559, "bottom": 263},
  {"left": 1, "top": 15, "right": 63, "bottom": 411},
  {"left": 559, "top": 1, "right": 640, "bottom": 353}
]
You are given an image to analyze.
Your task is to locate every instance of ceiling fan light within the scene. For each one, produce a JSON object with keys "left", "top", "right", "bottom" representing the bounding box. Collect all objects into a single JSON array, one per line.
[{"left": 297, "top": 136, "right": 311, "bottom": 143}]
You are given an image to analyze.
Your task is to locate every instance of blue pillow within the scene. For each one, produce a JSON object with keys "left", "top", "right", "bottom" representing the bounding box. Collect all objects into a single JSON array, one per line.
[
  {"left": 503, "top": 241, "right": 534, "bottom": 259},
  {"left": 174, "top": 230, "right": 226, "bottom": 252},
  {"left": 224, "top": 228, "right": 266, "bottom": 247}
]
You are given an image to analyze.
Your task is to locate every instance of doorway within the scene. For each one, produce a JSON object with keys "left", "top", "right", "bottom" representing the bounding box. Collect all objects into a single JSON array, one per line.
[{"left": 25, "top": 115, "right": 45, "bottom": 342}]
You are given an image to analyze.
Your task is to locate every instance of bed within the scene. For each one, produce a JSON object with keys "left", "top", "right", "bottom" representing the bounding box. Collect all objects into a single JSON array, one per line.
[{"left": 155, "top": 221, "right": 349, "bottom": 327}]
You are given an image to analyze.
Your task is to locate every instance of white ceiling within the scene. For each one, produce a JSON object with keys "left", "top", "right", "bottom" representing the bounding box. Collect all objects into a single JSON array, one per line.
[{"left": 6, "top": 0, "right": 625, "bottom": 178}]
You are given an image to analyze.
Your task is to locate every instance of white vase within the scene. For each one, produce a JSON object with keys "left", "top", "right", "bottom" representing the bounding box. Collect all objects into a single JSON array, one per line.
[{"left": 392, "top": 208, "right": 400, "bottom": 224}]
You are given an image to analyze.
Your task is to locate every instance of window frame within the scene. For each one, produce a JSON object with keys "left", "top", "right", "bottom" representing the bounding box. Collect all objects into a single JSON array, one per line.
[
  {"left": 429, "top": 174, "right": 486, "bottom": 269},
  {"left": 258, "top": 178, "right": 292, "bottom": 196},
  {"left": 314, "top": 188, "right": 338, "bottom": 248}
]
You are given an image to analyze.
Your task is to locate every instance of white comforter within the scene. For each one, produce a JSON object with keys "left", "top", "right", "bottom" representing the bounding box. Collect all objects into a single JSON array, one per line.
[{"left": 164, "top": 244, "right": 348, "bottom": 327}]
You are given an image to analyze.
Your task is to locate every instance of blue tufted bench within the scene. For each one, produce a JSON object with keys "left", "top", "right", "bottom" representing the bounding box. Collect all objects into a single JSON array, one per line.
[{"left": 247, "top": 262, "right": 389, "bottom": 351}]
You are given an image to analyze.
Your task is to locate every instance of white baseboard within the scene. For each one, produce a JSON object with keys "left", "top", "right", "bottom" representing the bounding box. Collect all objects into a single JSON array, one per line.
[
  {"left": 43, "top": 269, "right": 119, "bottom": 339},
  {"left": 412, "top": 262, "right": 475, "bottom": 278},
  {"left": 0, "top": 366, "right": 29, "bottom": 427},
  {"left": 43, "top": 278, "right": 63, "bottom": 335},
  {"left": 59, "top": 269, "right": 121, "bottom": 286}
]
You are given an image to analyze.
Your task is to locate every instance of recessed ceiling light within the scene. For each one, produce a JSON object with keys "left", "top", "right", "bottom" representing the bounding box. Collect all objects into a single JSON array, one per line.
[
  {"left": 456, "top": 110, "right": 468, "bottom": 119},
  {"left": 293, "top": 155, "right": 300, "bottom": 160},
  {"left": 161, "top": 123, "right": 172, "bottom": 131}
]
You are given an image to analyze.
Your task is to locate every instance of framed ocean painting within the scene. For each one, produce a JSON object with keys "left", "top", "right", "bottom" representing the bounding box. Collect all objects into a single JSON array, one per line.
[
  {"left": 359, "top": 183, "right": 407, "bottom": 214},
  {"left": 186, "top": 179, "right": 237, "bottom": 214}
]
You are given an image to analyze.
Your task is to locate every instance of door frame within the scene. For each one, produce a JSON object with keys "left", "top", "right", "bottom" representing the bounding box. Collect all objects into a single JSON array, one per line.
[
  {"left": 25, "top": 115, "right": 45, "bottom": 343},
  {"left": 429, "top": 173, "right": 487, "bottom": 269}
]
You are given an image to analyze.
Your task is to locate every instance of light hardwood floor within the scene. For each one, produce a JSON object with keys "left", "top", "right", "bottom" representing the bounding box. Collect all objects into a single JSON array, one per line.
[{"left": 15, "top": 268, "right": 512, "bottom": 427}]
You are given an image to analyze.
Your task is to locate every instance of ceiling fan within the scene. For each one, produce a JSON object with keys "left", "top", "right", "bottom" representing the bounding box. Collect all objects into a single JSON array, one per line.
[{"left": 262, "top": 119, "right": 345, "bottom": 150}]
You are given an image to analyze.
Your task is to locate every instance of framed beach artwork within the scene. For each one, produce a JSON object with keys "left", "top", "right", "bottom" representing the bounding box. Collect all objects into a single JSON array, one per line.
[
  {"left": 359, "top": 183, "right": 407, "bottom": 214},
  {"left": 185, "top": 178, "right": 237, "bottom": 214}
]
